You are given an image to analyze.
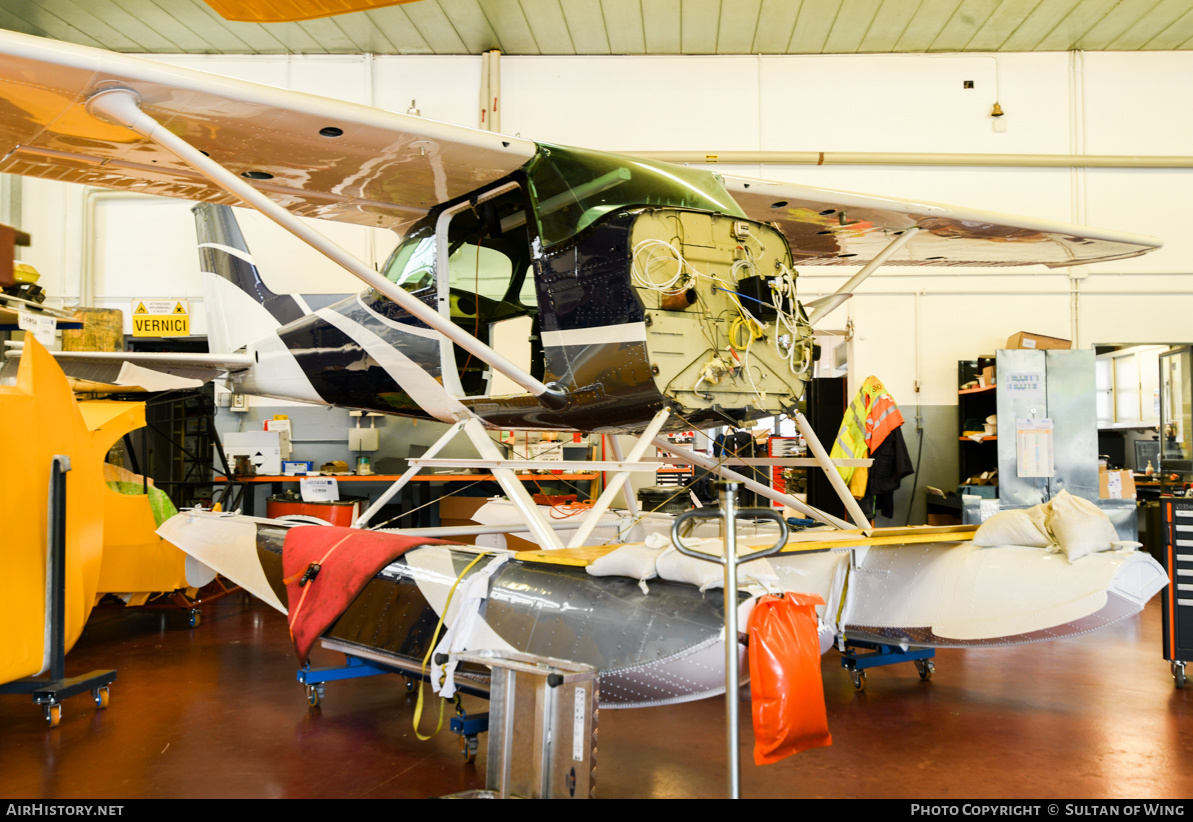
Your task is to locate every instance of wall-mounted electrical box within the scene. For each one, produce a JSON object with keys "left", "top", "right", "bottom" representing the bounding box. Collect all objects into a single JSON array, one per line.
[{"left": 349, "top": 428, "right": 380, "bottom": 452}]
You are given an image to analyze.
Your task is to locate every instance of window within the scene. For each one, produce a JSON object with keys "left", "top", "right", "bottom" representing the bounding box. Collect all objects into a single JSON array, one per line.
[
  {"left": 447, "top": 243, "right": 514, "bottom": 302},
  {"left": 381, "top": 231, "right": 435, "bottom": 292},
  {"left": 376, "top": 185, "right": 537, "bottom": 311}
]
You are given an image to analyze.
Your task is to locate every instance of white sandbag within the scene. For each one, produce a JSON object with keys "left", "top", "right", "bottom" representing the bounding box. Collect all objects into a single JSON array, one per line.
[
  {"left": 973, "top": 506, "right": 1053, "bottom": 548},
  {"left": 656, "top": 538, "right": 779, "bottom": 592},
  {"left": 644, "top": 532, "right": 671, "bottom": 550},
  {"left": 1045, "top": 489, "right": 1120, "bottom": 563},
  {"left": 585, "top": 543, "right": 665, "bottom": 594}
]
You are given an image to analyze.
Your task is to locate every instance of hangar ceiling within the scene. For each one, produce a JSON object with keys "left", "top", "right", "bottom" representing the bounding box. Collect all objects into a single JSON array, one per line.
[{"left": 1, "top": 0, "right": 1191, "bottom": 56}]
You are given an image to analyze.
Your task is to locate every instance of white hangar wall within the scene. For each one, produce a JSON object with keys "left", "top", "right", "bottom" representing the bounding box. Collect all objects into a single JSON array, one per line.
[{"left": 13, "top": 49, "right": 1193, "bottom": 524}]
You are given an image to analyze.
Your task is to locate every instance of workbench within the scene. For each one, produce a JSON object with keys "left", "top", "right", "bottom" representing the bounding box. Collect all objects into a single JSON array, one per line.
[{"left": 213, "top": 472, "right": 601, "bottom": 523}]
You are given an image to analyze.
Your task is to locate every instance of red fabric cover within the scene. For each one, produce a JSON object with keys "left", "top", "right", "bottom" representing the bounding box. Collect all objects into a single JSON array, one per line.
[
  {"left": 282, "top": 525, "right": 451, "bottom": 664},
  {"left": 748, "top": 592, "right": 832, "bottom": 765}
]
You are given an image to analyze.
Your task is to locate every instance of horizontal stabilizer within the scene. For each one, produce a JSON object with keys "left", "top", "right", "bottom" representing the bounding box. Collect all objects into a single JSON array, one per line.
[{"left": 4, "top": 344, "right": 252, "bottom": 390}]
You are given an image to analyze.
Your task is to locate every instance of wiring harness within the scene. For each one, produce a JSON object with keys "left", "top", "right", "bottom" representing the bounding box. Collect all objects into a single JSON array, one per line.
[{"left": 630, "top": 223, "right": 814, "bottom": 408}]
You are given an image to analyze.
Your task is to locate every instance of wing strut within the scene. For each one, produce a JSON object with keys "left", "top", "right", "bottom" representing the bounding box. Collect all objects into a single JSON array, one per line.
[
  {"left": 564, "top": 407, "right": 671, "bottom": 548},
  {"left": 84, "top": 88, "right": 569, "bottom": 412},
  {"left": 806, "top": 227, "right": 921, "bottom": 325}
]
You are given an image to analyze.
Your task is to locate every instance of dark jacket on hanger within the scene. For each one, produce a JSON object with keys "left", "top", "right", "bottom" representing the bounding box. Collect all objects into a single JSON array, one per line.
[{"left": 860, "top": 426, "right": 914, "bottom": 520}]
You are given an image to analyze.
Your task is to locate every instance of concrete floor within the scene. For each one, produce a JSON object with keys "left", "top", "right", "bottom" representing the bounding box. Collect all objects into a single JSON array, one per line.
[{"left": 1, "top": 592, "right": 1190, "bottom": 799}]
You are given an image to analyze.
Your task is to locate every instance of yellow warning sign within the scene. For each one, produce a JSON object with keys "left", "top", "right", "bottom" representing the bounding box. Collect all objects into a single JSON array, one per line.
[{"left": 131, "top": 299, "right": 189, "bottom": 337}]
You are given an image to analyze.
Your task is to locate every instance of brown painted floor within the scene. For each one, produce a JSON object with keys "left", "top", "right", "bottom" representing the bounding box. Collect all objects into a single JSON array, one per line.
[{"left": 1, "top": 592, "right": 1190, "bottom": 799}]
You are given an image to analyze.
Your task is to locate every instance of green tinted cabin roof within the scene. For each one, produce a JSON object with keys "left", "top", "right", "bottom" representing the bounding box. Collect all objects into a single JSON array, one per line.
[{"left": 527, "top": 143, "right": 746, "bottom": 246}]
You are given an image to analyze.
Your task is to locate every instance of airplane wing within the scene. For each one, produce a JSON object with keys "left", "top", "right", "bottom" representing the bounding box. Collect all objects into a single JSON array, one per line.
[
  {"left": 723, "top": 174, "right": 1162, "bottom": 268},
  {"left": 0, "top": 29, "right": 1161, "bottom": 269},
  {"left": 0, "top": 29, "right": 535, "bottom": 235}
]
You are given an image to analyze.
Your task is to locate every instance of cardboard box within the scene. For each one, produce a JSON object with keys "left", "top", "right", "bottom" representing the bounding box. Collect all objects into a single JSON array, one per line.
[
  {"left": 1099, "top": 469, "right": 1137, "bottom": 499},
  {"left": 437, "top": 495, "right": 492, "bottom": 545},
  {"left": 505, "top": 534, "right": 540, "bottom": 553},
  {"left": 1006, "top": 331, "right": 1070, "bottom": 350}
]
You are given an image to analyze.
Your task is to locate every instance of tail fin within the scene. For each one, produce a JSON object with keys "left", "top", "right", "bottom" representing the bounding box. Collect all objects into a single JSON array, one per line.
[{"left": 195, "top": 203, "right": 306, "bottom": 353}]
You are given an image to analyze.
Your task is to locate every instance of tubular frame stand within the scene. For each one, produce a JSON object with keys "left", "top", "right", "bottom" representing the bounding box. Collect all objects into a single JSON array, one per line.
[
  {"left": 352, "top": 411, "right": 669, "bottom": 553},
  {"left": 0, "top": 456, "right": 117, "bottom": 727},
  {"left": 670, "top": 484, "right": 789, "bottom": 799}
]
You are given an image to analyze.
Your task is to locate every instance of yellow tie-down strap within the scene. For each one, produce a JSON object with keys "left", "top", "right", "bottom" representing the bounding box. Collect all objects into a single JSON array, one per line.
[{"left": 512, "top": 524, "right": 978, "bottom": 567}]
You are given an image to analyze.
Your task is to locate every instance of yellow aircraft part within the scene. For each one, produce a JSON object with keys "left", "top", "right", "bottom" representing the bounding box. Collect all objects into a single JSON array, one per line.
[
  {"left": 513, "top": 524, "right": 980, "bottom": 567},
  {"left": 13, "top": 262, "right": 39, "bottom": 284},
  {"left": 0, "top": 337, "right": 104, "bottom": 685},
  {"left": 203, "top": 0, "right": 423, "bottom": 23},
  {"left": 93, "top": 491, "right": 189, "bottom": 595},
  {"left": 79, "top": 402, "right": 189, "bottom": 596}
]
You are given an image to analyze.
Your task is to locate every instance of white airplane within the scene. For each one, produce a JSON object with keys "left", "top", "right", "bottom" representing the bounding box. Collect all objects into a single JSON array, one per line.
[{"left": 0, "top": 28, "right": 1169, "bottom": 706}]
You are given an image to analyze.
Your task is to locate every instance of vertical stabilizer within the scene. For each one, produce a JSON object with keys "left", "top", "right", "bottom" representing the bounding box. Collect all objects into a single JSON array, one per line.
[{"left": 195, "top": 203, "right": 306, "bottom": 353}]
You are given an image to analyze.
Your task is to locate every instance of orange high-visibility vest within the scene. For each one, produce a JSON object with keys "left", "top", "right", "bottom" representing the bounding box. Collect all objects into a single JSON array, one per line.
[{"left": 830, "top": 376, "right": 904, "bottom": 498}]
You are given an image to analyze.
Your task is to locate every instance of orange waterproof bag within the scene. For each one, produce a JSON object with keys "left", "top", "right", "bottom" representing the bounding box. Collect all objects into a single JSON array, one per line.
[{"left": 748, "top": 592, "right": 832, "bottom": 765}]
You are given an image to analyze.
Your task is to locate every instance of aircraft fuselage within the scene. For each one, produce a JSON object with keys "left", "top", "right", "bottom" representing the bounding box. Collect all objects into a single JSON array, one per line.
[{"left": 226, "top": 147, "right": 816, "bottom": 433}]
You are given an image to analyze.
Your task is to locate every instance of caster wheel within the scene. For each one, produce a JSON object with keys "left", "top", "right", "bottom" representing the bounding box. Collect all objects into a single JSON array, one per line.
[
  {"left": 188, "top": 609, "right": 201, "bottom": 628},
  {"left": 462, "top": 734, "right": 479, "bottom": 763},
  {"left": 1173, "top": 661, "right": 1187, "bottom": 689},
  {"left": 307, "top": 684, "right": 325, "bottom": 707},
  {"left": 849, "top": 669, "right": 866, "bottom": 691},
  {"left": 916, "top": 660, "right": 935, "bottom": 681},
  {"left": 44, "top": 703, "right": 61, "bottom": 728},
  {"left": 93, "top": 686, "right": 110, "bottom": 709}
]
